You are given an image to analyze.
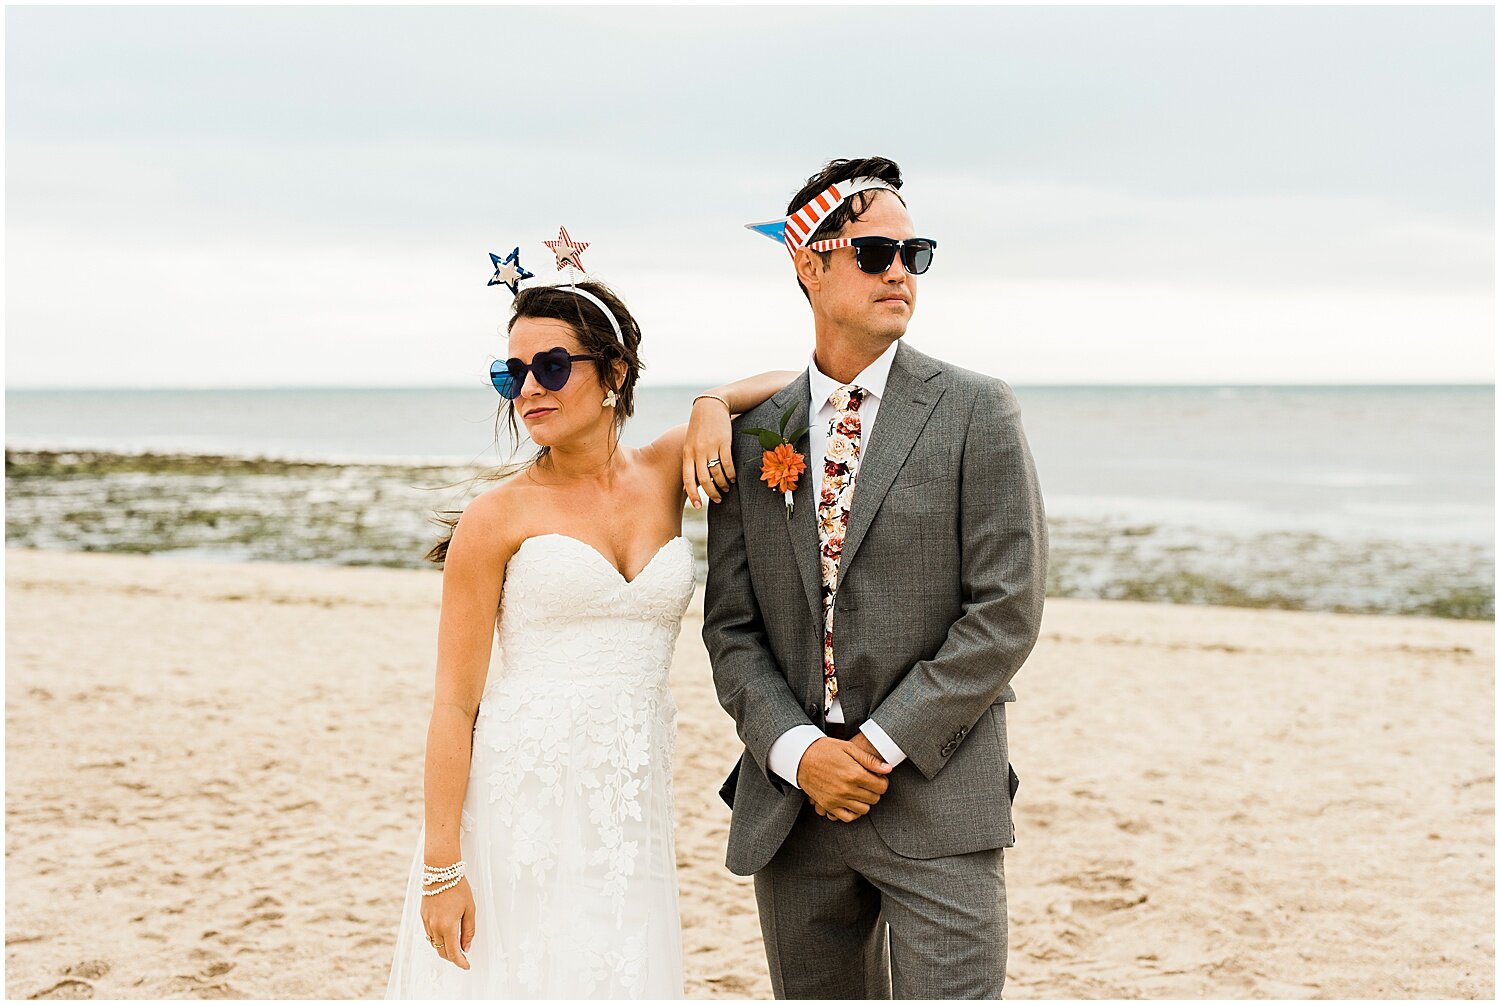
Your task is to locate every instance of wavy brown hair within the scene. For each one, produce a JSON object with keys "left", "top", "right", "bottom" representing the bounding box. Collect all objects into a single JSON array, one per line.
[{"left": 424, "top": 280, "right": 645, "bottom": 565}]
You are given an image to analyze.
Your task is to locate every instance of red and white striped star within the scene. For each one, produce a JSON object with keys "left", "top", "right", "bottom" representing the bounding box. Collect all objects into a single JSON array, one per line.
[{"left": 544, "top": 226, "right": 590, "bottom": 272}]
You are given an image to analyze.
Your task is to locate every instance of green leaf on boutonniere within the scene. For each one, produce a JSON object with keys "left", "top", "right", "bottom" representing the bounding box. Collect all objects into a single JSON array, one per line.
[
  {"left": 739, "top": 427, "right": 784, "bottom": 453},
  {"left": 743, "top": 403, "right": 809, "bottom": 520},
  {"left": 741, "top": 403, "right": 808, "bottom": 454}
]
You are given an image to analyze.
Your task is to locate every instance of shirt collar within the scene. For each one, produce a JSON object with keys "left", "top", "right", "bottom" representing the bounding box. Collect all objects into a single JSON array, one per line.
[{"left": 809, "top": 339, "right": 900, "bottom": 413}]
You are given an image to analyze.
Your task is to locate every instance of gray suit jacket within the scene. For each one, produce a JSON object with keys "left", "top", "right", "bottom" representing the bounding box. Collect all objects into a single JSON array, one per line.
[{"left": 704, "top": 340, "right": 1048, "bottom": 876}]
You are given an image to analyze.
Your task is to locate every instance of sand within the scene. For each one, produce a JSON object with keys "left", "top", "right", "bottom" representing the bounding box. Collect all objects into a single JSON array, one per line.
[{"left": 4, "top": 548, "right": 1493, "bottom": 999}]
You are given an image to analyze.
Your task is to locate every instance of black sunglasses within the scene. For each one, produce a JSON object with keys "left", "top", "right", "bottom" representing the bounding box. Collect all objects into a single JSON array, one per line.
[
  {"left": 806, "top": 236, "right": 938, "bottom": 275},
  {"left": 490, "top": 346, "right": 602, "bottom": 400}
]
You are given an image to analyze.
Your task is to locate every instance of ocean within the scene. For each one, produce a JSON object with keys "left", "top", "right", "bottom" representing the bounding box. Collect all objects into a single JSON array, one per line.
[{"left": 6, "top": 384, "right": 1494, "bottom": 618}]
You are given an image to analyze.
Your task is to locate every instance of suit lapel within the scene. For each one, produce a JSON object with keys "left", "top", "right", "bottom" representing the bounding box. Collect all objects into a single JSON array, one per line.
[
  {"left": 765, "top": 371, "right": 825, "bottom": 623},
  {"left": 839, "top": 344, "right": 943, "bottom": 575}
]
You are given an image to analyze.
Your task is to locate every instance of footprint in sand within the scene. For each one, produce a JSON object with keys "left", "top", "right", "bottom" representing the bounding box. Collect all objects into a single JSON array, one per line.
[
  {"left": 1230, "top": 908, "right": 1272, "bottom": 940},
  {"left": 238, "top": 912, "right": 285, "bottom": 930},
  {"left": 1053, "top": 867, "right": 1138, "bottom": 893},
  {"left": 703, "top": 974, "right": 754, "bottom": 995},
  {"left": 166, "top": 974, "right": 237, "bottom": 999},
  {"left": 27, "top": 979, "right": 94, "bottom": 1000},
  {"left": 1049, "top": 867, "right": 1148, "bottom": 916},
  {"left": 1070, "top": 893, "right": 1149, "bottom": 916}
]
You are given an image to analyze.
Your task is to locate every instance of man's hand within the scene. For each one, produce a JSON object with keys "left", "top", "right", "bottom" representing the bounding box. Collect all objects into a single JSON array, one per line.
[{"left": 798, "top": 736, "right": 892, "bottom": 822}]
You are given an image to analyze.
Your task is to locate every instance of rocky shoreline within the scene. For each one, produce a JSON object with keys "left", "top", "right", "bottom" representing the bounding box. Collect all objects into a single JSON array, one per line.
[{"left": 6, "top": 449, "right": 1493, "bottom": 619}]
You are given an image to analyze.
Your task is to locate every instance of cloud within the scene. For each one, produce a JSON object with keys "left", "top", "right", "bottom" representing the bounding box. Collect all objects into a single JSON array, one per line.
[
  {"left": 5, "top": 6, "right": 1493, "bottom": 387},
  {"left": 6, "top": 230, "right": 1491, "bottom": 388}
]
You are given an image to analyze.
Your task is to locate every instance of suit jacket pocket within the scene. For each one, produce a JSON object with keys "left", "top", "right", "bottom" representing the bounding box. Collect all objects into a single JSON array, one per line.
[
  {"left": 719, "top": 760, "right": 741, "bottom": 809},
  {"left": 888, "top": 465, "right": 956, "bottom": 495},
  {"left": 991, "top": 704, "right": 1016, "bottom": 808}
]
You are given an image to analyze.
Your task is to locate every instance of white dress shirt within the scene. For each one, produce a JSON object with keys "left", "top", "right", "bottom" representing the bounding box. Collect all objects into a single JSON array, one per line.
[{"left": 764, "top": 339, "right": 909, "bottom": 788}]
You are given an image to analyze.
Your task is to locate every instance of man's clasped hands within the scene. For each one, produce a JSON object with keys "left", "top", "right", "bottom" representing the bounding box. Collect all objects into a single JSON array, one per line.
[{"left": 796, "top": 733, "right": 895, "bottom": 822}]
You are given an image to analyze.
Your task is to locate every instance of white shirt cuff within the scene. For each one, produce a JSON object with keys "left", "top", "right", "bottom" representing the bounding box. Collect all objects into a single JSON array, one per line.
[
  {"left": 766, "top": 724, "right": 826, "bottom": 790},
  {"left": 859, "top": 718, "right": 908, "bottom": 768}
]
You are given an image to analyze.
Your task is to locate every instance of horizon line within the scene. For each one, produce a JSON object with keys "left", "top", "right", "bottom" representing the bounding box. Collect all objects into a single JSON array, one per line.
[{"left": 6, "top": 381, "right": 1496, "bottom": 393}]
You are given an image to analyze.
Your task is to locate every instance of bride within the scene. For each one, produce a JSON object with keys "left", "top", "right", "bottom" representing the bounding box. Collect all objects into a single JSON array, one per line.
[{"left": 385, "top": 270, "right": 793, "bottom": 998}]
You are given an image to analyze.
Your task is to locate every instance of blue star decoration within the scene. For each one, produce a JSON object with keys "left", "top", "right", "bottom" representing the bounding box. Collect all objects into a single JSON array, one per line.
[{"left": 488, "top": 247, "right": 534, "bottom": 294}]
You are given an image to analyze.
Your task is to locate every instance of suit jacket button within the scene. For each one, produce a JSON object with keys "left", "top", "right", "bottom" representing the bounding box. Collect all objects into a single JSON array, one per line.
[{"left": 805, "top": 704, "right": 819, "bottom": 718}]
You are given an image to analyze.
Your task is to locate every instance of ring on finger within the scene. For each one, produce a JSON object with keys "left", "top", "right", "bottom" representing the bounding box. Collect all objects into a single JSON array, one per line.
[{"left": 707, "top": 457, "right": 721, "bottom": 468}]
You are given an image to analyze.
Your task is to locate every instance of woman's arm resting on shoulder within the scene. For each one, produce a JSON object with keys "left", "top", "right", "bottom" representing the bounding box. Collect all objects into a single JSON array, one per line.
[{"left": 682, "top": 369, "right": 801, "bottom": 508}]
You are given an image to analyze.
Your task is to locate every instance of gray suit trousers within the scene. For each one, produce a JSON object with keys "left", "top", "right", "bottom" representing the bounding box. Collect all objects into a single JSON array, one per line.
[{"left": 755, "top": 802, "right": 1007, "bottom": 1000}]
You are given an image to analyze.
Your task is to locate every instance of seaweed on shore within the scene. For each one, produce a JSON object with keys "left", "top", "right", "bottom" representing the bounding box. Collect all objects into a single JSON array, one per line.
[
  {"left": 5, "top": 449, "right": 461, "bottom": 480},
  {"left": 4, "top": 450, "right": 1493, "bottom": 621}
]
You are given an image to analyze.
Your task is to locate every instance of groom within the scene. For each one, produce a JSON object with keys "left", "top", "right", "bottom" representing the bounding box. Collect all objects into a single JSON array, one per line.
[{"left": 702, "top": 156, "right": 1048, "bottom": 999}]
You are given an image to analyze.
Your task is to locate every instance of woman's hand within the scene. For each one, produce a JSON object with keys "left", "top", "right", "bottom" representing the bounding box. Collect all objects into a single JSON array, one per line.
[
  {"left": 420, "top": 877, "right": 476, "bottom": 970},
  {"left": 683, "top": 397, "right": 737, "bottom": 507}
]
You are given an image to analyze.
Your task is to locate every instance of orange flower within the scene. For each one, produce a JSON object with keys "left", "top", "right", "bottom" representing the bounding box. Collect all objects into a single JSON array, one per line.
[{"left": 759, "top": 443, "right": 806, "bottom": 494}]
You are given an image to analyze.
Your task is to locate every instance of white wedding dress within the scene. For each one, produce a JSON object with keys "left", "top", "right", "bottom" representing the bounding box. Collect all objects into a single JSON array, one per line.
[{"left": 386, "top": 533, "right": 695, "bottom": 999}]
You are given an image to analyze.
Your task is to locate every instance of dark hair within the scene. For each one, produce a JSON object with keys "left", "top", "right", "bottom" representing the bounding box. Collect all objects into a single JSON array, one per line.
[
  {"left": 424, "top": 280, "right": 645, "bottom": 565},
  {"left": 785, "top": 156, "right": 905, "bottom": 301}
]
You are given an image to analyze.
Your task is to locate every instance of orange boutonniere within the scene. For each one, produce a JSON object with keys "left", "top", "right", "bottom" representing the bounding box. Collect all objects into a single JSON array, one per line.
[
  {"left": 742, "top": 404, "right": 810, "bottom": 520},
  {"left": 761, "top": 443, "right": 806, "bottom": 493}
]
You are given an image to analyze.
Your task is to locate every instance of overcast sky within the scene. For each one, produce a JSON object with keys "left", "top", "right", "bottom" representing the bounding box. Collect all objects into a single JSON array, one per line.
[{"left": 5, "top": 5, "right": 1493, "bottom": 388}]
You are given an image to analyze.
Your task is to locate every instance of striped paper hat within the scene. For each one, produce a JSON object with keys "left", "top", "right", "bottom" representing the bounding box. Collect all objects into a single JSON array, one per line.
[{"left": 745, "top": 176, "right": 897, "bottom": 257}]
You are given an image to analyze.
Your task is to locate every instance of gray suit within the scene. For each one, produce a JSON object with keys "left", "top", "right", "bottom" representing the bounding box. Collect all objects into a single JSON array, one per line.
[{"left": 703, "top": 340, "right": 1047, "bottom": 998}]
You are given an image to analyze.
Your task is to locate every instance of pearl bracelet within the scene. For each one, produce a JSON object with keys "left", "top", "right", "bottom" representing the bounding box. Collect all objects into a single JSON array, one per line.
[
  {"left": 422, "top": 860, "right": 465, "bottom": 883},
  {"left": 422, "top": 875, "right": 463, "bottom": 897}
]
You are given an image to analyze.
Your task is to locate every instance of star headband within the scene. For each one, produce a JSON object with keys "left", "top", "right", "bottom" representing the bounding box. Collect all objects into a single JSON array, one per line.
[
  {"left": 744, "top": 176, "right": 898, "bottom": 257},
  {"left": 487, "top": 225, "right": 624, "bottom": 347}
]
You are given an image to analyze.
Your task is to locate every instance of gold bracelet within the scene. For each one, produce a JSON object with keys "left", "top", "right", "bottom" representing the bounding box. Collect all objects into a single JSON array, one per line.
[{"left": 692, "top": 393, "right": 732, "bottom": 413}]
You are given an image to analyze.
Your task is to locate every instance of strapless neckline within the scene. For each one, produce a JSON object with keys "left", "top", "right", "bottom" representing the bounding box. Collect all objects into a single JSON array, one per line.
[{"left": 517, "top": 532, "right": 690, "bottom": 587}]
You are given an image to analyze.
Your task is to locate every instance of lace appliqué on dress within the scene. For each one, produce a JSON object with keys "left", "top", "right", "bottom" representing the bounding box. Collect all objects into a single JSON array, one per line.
[{"left": 387, "top": 533, "right": 692, "bottom": 999}]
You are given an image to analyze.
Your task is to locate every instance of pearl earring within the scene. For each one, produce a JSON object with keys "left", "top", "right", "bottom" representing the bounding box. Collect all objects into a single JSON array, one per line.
[{"left": 602, "top": 390, "right": 619, "bottom": 408}]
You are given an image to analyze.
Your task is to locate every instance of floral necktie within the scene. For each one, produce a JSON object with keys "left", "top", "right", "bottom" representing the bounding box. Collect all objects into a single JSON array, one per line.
[{"left": 817, "top": 384, "right": 867, "bottom": 716}]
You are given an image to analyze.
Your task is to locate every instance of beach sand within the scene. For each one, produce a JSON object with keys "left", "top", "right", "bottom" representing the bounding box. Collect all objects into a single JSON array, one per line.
[{"left": 4, "top": 549, "right": 1493, "bottom": 999}]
